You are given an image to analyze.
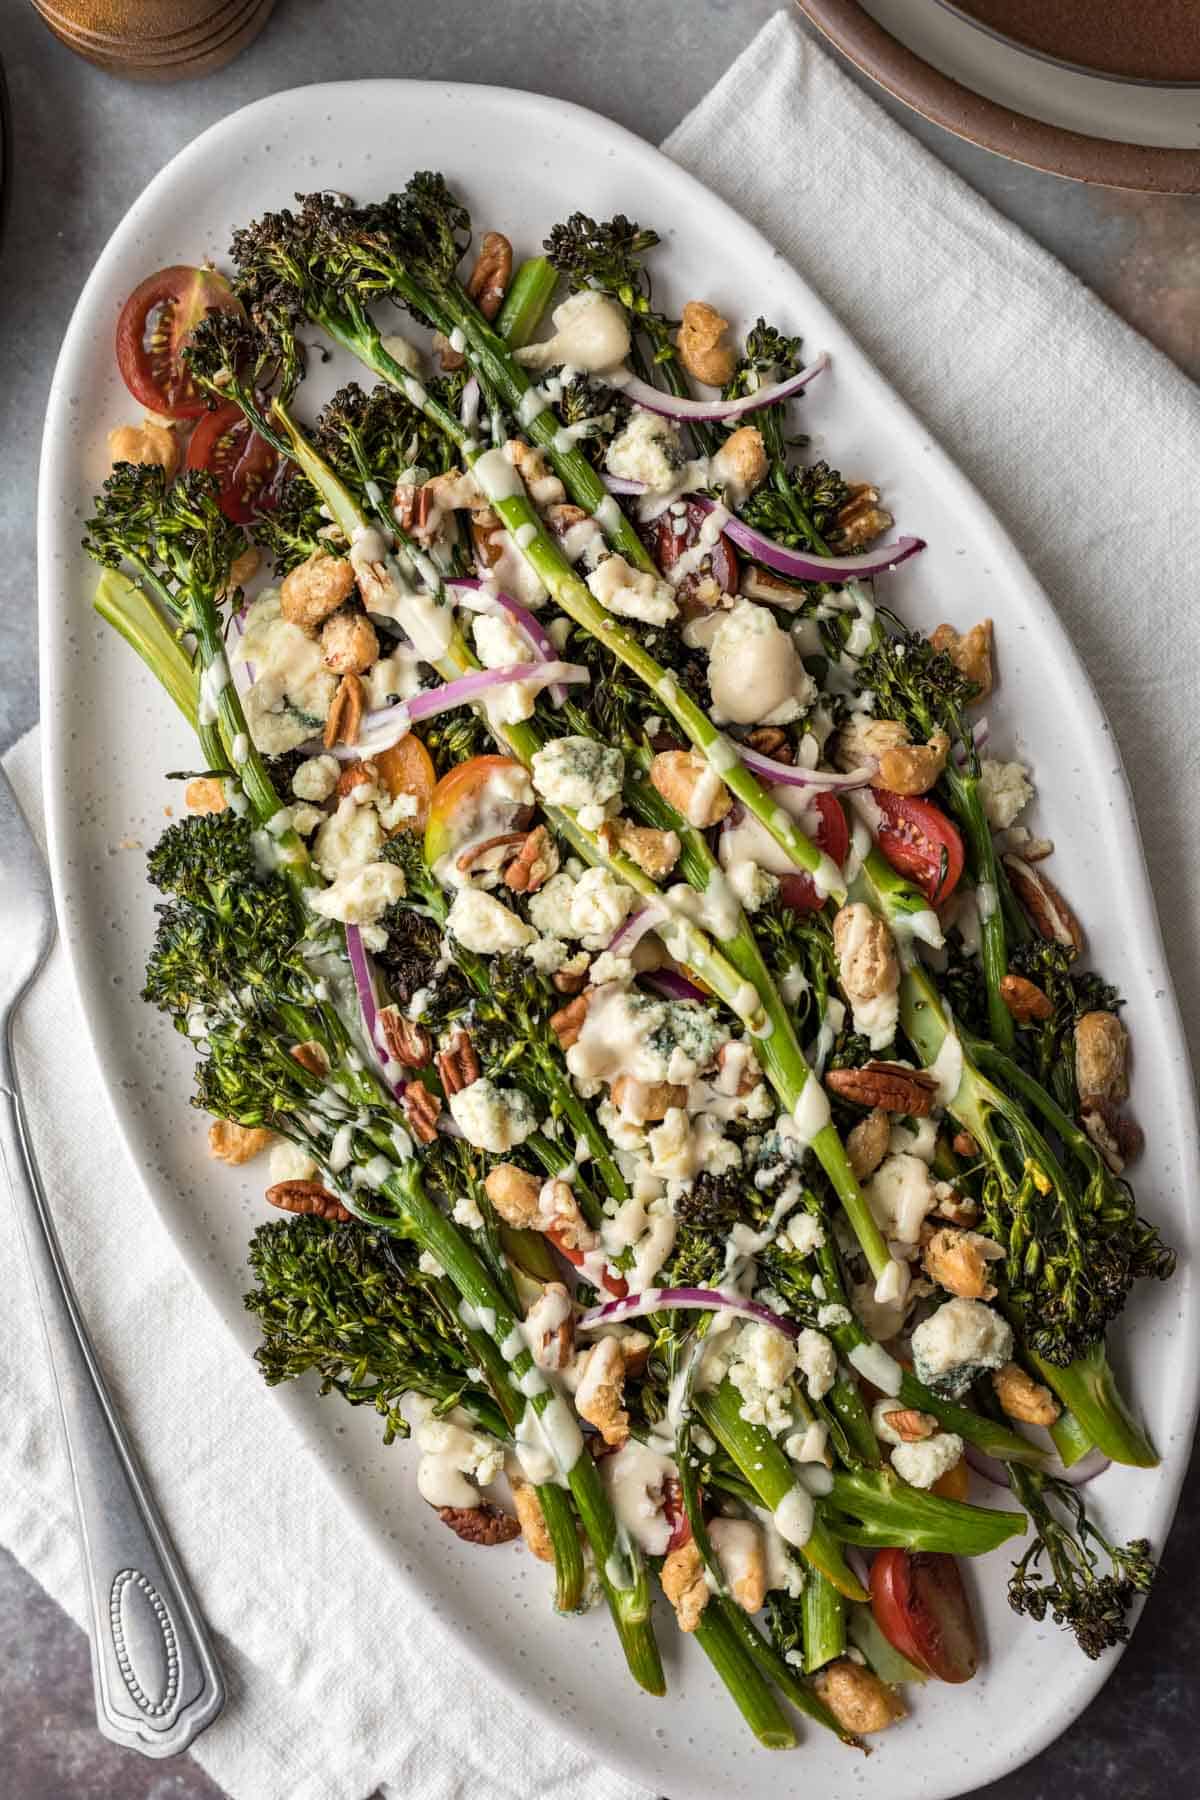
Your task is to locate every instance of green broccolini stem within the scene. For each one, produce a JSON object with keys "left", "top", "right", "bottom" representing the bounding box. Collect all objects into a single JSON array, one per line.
[
  {"left": 688, "top": 1597, "right": 798, "bottom": 1749},
  {"left": 495, "top": 256, "right": 558, "bottom": 348},
  {"left": 354, "top": 1166, "right": 665, "bottom": 1693},
  {"left": 695, "top": 1382, "right": 869, "bottom": 1602},
  {"left": 801, "top": 1569, "right": 846, "bottom": 1673},
  {"left": 93, "top": 570, "right": 200, "bottom": 732},
  {"left": 942, "top": 761, "right": 1014, "bottom": 1052},
  {"left": 718, "top": 1599, "right": 860, "bottom": 1744},
  {"left": 824, "top": 1468, "right": 1026, "bottom": 1555}
]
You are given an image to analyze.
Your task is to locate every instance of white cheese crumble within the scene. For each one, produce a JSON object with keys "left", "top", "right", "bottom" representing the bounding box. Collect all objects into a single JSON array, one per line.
[
  {"left": 890, "top": 1432, "right": 964, "bottom": 1491},
  {"left": 308, "top": 861, "right": 407, "bottom": 928},
  {"left": 527, "top": 871, "right": 580, "bottom": 940},
  {"left": 910, "top": 1297, "right": 1014, "bottom": 1396},
  {"left": 604, "top": 409, "right": 688, "bottom": 493},
  {"left": 292, "top": 754, "right": 340, "bottom": 803},
  {"left": 979, "top": 757, "right": 1035, "bottom": 831},
  {"left": 448, "top": 1078, "right": 539, "bottom": 1154},
  {"left": 531, "top": 736, "right": 625, "bottom": 811},
  {"left": 312, "top": 796, "right": 385, "bottom": 882},
  {"left": 793, "top": 1328, "right": 837, "bottom": 1401},
  {"left": 586, "top": 553, "right": 678, "bottom": 626},
  {"left": 568, "top": 866, "right": 637, "bottom": 948},
  {"left": 446, "top": 887, "right": 537, "bottom": 954}
]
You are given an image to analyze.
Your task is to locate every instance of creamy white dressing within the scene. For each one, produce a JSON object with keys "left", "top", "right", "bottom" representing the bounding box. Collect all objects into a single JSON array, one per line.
[
  {"left": 929, "top": 1024, "right": 964, "bottom": 1107},
  {"left": 600, "top": 1440, "right": 676, "bottom": 1557},
  {"left": 847, "top": 1341, "right": 903, "bottom": 1396},
  {"left": 198, "top": 652, "right": 230, "bottom": 726},
  {"left": 772, "top": 1485, "right": 815, "bottom": 1549}
]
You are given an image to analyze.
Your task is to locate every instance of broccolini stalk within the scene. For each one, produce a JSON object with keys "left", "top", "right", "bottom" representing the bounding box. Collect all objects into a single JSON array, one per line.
[
  {"left": 1004, "top": 1458, "right": 1156, "bottom": 1658},
  {"left": 82, "top": 464, "right": 313, "bottom": 884},
  {"left": 894, "top": 956, "right": 1164, "bottom": 1467},
  {"left": 687, "top": 1596, "right": 798, "bottom": 1749},
  {"left": 145, "top": 809, "right": 663, "bottom": 1694},
  {"left": 93, "top": 568, "right": 201, "bottom": 732},
  {"left": 494, "top": 255, "right": 558, "bottom": 349},
  {"left": 858, "top": 619, "right": 1014, "bottom": 1051},
  {"left": 245, "top": 1214, "right": 585, "bottom": 1611},
  {"left": 544, "top": 210, "right": 718, "bottom": 457},
  {"left": 801, "top": 1569, "right": 847, "bottom": 1673}
]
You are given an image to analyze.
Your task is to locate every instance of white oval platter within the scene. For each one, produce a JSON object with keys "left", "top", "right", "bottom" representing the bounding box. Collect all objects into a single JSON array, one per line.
[{"left": 36, "top": 78, "right": 1199, "bottom": 1800}]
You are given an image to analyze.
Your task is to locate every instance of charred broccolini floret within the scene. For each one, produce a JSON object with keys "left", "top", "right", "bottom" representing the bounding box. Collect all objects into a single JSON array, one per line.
[{"left": 1005, "top": 1462, "right": 1155, "bottom": 1659}]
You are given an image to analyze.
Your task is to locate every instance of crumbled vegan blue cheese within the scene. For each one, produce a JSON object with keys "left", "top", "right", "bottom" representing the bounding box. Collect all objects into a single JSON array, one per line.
[
  {"left": 586, "top": 554, "right": 678, "bottom": 626},
  {"left": 446, "top": 886, "right": 537, "bottom": 954},
  {"left": 531, "top": 736, "right": 625, "bottom": 812},
  {"left": 448, "top": 1078, "right": 538, "bottom": 1153},
  {"left": 910, "top": 1297, "right": 1014, "bottom": 1398}
]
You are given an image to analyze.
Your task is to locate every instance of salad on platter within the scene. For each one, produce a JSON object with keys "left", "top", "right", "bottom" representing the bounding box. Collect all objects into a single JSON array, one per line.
[{"left": 81, "top": 175, "right": 1175, "bottom": 1751}]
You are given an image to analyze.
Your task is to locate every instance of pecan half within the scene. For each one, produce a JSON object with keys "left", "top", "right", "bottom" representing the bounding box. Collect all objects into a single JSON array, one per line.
[
  {"left": 376, "top": 1006, "right": 433, "bottom": 1069},
  {"left": 455, "top": 830, "right": 527, "bottom": 876},
  {"left": 436, "top": 1503, "right": 521, "bottom": 1545},
  {"left": 825, "top": 1061, "right": 939, "bottom": 1116},
  {"left": 998, "top": 973, "right": 1053, "bottom": 1023},
  {"left": 930, "top": 1190, "right": 980, "bottom": 1227},
  {"left": 290, "top": 1040, "right": 331, "bottom": 1077},
  {"left": 834, "top": 483, "right": 894, "bottom": 552},
  {"left": 323, "top": 672, "right": 365, "bottom": 749},
  {"left": 503, "top": 825, "right": 558, "bottom": 894},
  {"left": 743, "top": 726, "right": 793, "bottom": 764},
  {"left": 403, "top": 1082, "right": 441, "bottom": 1144},
  {"left": 510, "top": 1478, "right": 556, "bottom": 1562},
  {"left": 266, "top": 1180, "right": 351, "bottom": 1222},
  {"left": 436, "top": 233, "right": 512, "bottom": 369},
  {"left": 336, "top": 759, "right": 375, "bottom": 799},
  {"left": 392, "top": 482, "right": 434, "bottom": 537},
  {"left": 436, "top": 1027, "right": 480, "bottom": 1096},
  {"left": 1003, "top": 855, "right": 1083, "bottom": 953},
  {"left": 208, "top": 1120, "right": 272, "bottom": 1165},
  {"left": 879, "top": 1407, "right": 938, "bottom": 1442},
  {"left": 1080, "top": 1097, "right": 1144, "bottom": 1173},
  {"left": 649, "top": 749, "right": 732, "bottom": 829},
  {"left": 550, "top": 991, "right": 590, "bottom": 1049},
  {"left": 551, "top": 966, "right": 588, "bottom": 995},
  {"left": 921, "top": 1225, "right": 1005, "bottom": 1300}
]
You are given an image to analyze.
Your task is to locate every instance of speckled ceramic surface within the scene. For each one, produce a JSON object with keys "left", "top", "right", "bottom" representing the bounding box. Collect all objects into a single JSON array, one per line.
[{"left": 35, "top": 80, "right": 1200, "bottom": 1800}]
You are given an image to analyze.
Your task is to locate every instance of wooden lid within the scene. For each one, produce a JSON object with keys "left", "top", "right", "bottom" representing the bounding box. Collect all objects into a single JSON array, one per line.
[
  {"left": 943, "top": 1, "right": 1200, "bottom": 85},
  {"left": 795, "top": 0, "right": 1200, "bottom": 193}
]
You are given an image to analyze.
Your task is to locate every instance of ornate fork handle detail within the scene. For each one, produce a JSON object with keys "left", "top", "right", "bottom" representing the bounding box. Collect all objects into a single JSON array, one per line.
[{"left": 0, "top": 1077, "right": 225, "bottom": 1755}]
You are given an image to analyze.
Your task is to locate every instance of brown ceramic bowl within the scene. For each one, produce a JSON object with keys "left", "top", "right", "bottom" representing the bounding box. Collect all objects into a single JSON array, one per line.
[
  {"left": 31, "top": 0, "right": 275, "bottom": 77},
  {"left": 795, "top": 0, "right": 1200, "bottom": 193}
]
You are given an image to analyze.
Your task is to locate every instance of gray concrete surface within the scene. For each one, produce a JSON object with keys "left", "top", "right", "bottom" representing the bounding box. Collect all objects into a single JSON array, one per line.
[{"left": 1, "top": 2, "right": 1198, "bottom": 1796}]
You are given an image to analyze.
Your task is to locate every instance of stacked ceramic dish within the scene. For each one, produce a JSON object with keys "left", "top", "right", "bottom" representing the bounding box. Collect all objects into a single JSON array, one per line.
[{"left": 30, "top": 0, "right": 275, "bottom": 80}]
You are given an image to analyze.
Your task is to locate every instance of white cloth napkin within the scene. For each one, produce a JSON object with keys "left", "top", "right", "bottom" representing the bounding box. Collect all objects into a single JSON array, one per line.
[{"left": 5, "top": 12, "right": 1198, "bottom": 1799}]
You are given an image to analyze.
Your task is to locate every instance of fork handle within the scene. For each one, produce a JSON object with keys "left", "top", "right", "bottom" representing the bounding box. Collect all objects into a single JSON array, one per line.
[{"left": 0, "top": 1075, "right": 225, "bottom": 1756}]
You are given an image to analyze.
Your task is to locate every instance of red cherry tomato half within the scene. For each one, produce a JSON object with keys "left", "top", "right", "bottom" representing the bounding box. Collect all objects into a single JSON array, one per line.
[
  {"left": 870, "top": 1548, "right": 979, "bottom": 1683},
  {"left": 542, "top": 1226, "right": 629, "bottom": 1301},
  {"left": 871, "top": 789, "right": 964, "bottom": 907},
  {"left": 115, "top": 265, "right": 242, "bottom": 420},
  {"left": 778, "top": 792, "right": 850, "bottom": 913},
  {"left": 185, "top": 402, "right": 280, "bottom": 524},
  {"left": 651, "top": 500, "right": 739, "bottom": 605}
]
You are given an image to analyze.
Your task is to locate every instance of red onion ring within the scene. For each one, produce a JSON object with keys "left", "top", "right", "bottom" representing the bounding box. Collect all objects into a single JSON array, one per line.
[
  {"left": 614, "top": 353, "right": 829, "bottom": 424},
  {"left": 690, "top": 496, "right": 926, "bottom": 584},
  {"left": 344, "top": 924, "right": 405, "bottom": 1102},
  {"left": 737, "top": 746, "right": 876, "bottom": 792},
  {"left": 312, "top": 660, "right": 590, "bottom": 761},
  {"left": 578, "top": 1285, "right": 799, "bottom": 1337},
  {"left": 606, "top": 904, "right": 666, "bottom": 956},
  {"left": 641, "top": 969, "right": 707, "bottom": 1003},
  {"left": 963, "top": 1444, "right": 1013, "bottom": 1490}
]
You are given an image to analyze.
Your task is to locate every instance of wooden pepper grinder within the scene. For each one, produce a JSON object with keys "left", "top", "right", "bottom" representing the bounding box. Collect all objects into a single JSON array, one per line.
[{"left": 29, "top": 0, "right": 277, "bottom": 80}]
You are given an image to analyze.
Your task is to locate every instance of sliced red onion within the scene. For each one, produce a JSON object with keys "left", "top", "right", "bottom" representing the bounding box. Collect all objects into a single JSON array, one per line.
[
  {"left": 1042, "top": 1446, "right": 1112, "bottom": 1488},
  {"left": 606, "top": 904, "right": 666, "bottom": 956},
  {"left": 602, "top": 476, "right": 644, "bottom": 496},
  {"left": 344, "top": 924, "right": 405, "bottom": 1102},
  {"left": 616, "top": 353, "right": 829, "bottom": 424},
  {"left": 578, "top": 1285, "right": 799, "bottom": 1337},
  {"left": 844, "top": 1546, "right": 872, "bottom": 1592},
  {"left": 688, "top": 496, "right": 925, "bottom": 583},
  {"left": 953, "top": 717, "right": 991, "bottom": 768},
  {"left": 737, "top": 746, "right": 876, "bottom": 792},
  {"left": 963, "top": 1444, "right": 1013, "bottom": 1490},
  {"left": 642, "top": 969, "right": 707, "bottom": 1003},
  {"left": 315, "top": 660, "right": 591, "bottom": 760},
  {"left": 449, "top": 577, "right": 567, "bottom": 706}
]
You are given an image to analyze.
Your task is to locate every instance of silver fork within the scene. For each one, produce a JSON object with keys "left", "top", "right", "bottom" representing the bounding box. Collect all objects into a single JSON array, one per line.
[{"left": 0, "top": 767, "right": 224, "bottom": 1756}]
